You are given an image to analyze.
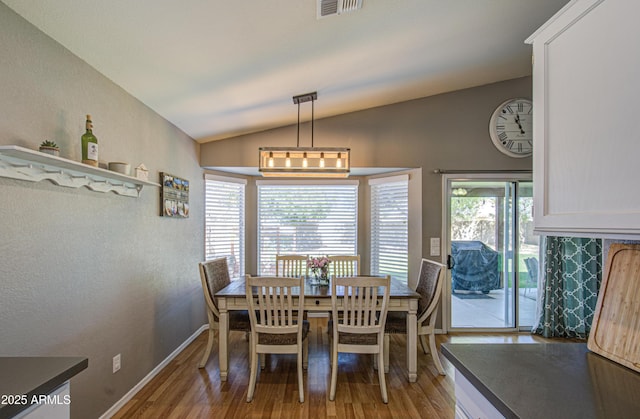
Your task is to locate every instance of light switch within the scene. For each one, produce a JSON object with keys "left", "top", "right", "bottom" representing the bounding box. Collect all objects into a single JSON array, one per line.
[{"left": 430, "top": 238, "right": 440, "bottom": 257}]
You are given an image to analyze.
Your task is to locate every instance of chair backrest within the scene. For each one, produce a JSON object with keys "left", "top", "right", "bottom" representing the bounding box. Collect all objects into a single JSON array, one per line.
[
  {"left": 245, "top": 275, "right": 304, "bottom": 338},
  {"left": 199, "top": 258, "right": 231, "bottom": 321},
  {"left": 415, "top": 258, "right": 445, "bottom": 322},
  {"left": 329, "top": 255, "right": 361, "bottom": 277},
  {"left": 275, "top": 254, "right": 309, "bottom": 277},
  {"left": 331, "top": 275, "right": 391, "bottom": 336}
]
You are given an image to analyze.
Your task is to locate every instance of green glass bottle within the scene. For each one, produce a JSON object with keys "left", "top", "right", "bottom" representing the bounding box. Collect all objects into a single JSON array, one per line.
[{"left": 81, "top": 114, "right": 99, "bottom": 167}]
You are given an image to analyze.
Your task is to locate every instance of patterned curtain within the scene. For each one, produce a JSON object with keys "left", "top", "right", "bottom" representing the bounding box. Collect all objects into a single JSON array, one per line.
[{"left": 533, "top": 236, "right": 602, "bottom": 339}]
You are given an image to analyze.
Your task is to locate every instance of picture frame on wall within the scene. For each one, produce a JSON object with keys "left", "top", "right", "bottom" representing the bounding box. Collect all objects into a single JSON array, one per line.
[{"left": 160, "top": 172, "right": 189, "bottom": 218}]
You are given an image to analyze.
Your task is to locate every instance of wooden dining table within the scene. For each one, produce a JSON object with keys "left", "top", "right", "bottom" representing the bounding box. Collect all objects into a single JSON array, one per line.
[{"left": 214, "top": 276, "right": 421, "bottom": 382}]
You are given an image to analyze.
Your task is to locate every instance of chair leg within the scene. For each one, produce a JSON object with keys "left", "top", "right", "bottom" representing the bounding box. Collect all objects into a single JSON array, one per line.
[
  {"left": 247, "top": 346, "right": 259, "bottom": 402},
  {"left": 297, "top": 345, "right": 305, "bottom": 403},
  {"left": 383, "top": 334, "right": 390, "bottom": 373},
  {"left": 303, "top": 338, "right": 309, "bottom": 370},
  {"left": 329, "top": 343, "right": 338, "bottom": 401},
  {"left": 377, "top": 350, "right": 388, "bottom": 403},
  {"left": 260, "top": 353, "right": 266, "bottom": 370},
  {"left": 198, "top": 328, "right": 215, "bottom": 368},
  {"left": 428, "top": 333, "right": 446, "bottom": 376},
  {"left": 419, "top": 334, "right": 429, "bottom": 354}
]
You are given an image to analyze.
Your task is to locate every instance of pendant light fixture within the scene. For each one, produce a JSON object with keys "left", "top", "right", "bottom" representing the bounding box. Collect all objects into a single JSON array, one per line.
[{"left": 259, "top": 92, "right": 350, "bottom": 177}]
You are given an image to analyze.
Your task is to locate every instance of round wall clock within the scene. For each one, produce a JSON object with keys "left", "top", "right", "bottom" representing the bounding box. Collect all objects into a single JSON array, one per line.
[{"left": 488, "top": 98, "right": 533, "bottom": 158}]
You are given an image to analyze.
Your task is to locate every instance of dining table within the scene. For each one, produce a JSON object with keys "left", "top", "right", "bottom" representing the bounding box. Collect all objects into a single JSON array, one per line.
[{"left": 214, "top": 275, "right": 421, "bottom": 382}]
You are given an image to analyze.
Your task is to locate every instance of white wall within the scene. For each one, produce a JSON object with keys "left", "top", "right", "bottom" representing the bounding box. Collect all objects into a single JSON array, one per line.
[{"left": 0, "top": 4, "right": 205, "bottom": 418}]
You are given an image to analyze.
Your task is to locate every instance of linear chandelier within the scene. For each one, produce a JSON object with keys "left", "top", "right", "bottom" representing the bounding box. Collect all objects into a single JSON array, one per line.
[{"left": 259, "top": 92, "right": 350, "bottom": 178}]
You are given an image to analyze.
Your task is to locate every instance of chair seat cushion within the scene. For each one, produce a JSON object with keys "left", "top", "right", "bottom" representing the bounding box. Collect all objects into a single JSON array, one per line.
[
  {"left": 384, "top": 311, "right": 407, "bottom": 334},
  {"left": 229, "top": 310, "right": 251, "bottom": 332},
  {"left": 257, "top": 320, "right": 310, "bottom": 345},
  {"left": 328, "top": 320, "right": 379, "bottom": 345}
]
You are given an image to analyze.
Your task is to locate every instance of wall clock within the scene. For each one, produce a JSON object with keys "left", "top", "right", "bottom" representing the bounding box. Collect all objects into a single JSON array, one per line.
[{"left": 489, "top": 98, "right": 533, "bottom": 158}]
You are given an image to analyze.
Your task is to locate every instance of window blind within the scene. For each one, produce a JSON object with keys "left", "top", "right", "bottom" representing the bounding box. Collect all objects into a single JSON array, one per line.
[
  {"left": 257, "top": 183, "right": 358, "bottom": 275},
  {"left": 370, "top": 176, "right": 408, "bottom": 283},
  {"left": 205, "top": 176, "right": 246, "bottom": 278}
]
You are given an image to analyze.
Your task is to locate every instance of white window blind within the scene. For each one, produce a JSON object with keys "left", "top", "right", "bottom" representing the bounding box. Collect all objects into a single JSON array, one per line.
[
  {"left": 257, "top": 182, "right": 358, "bottom": 275},
  {"left": 205, "top": 175, "right": 246, "bottom": 278},
  {"left": 370, "top": 175, "right": 409, "bottom": 283}
]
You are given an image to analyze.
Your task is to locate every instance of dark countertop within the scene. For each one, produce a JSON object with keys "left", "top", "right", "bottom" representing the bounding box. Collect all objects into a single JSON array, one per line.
[
  {"left": 0, "top": 357, "right": 88, "bottom": 419},
  {"left": 441, "top": 343, "right": 640, "bottom": 419}
]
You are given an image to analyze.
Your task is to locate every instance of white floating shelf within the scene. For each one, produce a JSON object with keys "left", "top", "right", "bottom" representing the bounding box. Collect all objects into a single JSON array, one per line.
[{"left": 0, "top": 145, "right": 159, "bottom": 198}]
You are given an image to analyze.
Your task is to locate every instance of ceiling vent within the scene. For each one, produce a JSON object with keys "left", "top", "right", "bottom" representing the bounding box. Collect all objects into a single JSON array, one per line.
[{"left": 317, "top": 0, "right": 362, "bottom": 19}]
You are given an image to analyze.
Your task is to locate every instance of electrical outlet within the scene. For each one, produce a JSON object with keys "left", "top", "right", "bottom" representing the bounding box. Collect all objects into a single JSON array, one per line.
[{"left": 113, "top": 354, "right": 121, "bottom": 373}]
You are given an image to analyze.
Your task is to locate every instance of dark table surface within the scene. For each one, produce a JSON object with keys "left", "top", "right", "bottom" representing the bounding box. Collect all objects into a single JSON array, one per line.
[
  {"left": 441, "top": 342, "right": 640, "bottom": 419},
  {"left": 216, "top": 276, "right": 419, "bottom": 299},
  {"left": 0, "top": 357, "right": 88, "bottom": 419}
]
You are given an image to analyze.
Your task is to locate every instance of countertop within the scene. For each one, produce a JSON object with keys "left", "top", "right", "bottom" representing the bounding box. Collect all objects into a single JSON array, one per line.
[
  {"left": 0, "top": 357, "right": 88, "bottom": 419},
  {"left": 441, "top": 343, "right": 640, "bottom": 419}
]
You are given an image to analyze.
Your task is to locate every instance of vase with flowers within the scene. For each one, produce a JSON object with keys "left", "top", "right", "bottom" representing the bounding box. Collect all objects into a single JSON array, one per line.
[{"left": 308, "top": 256, "right": 331, "bottom": 286}]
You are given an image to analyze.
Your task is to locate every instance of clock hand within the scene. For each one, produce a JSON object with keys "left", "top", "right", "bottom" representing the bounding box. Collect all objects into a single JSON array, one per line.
[{"left": 514, "top": 113, "right": 525, "bottom": 134}]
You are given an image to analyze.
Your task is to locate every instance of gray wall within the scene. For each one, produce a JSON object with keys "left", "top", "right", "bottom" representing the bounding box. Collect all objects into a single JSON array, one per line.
[
  {"left": 201, "top": 76, "right": 533, "bottom": 270},
  {"left": 0, "top": 4, "right": 205, "bottom": 418}
]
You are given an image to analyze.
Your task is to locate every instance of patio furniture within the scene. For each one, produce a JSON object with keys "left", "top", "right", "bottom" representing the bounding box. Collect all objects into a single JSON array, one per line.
[
  {"left": 523, "top": 257, "right": 539, "bottom": 298},
  {"left": 451, "top": 240, "right": 500, "bottom": 293}
]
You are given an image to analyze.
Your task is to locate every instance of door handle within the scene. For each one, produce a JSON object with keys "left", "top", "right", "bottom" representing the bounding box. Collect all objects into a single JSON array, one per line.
[{"left": 447, "top": 254, "right": 455, "bottom": 270}]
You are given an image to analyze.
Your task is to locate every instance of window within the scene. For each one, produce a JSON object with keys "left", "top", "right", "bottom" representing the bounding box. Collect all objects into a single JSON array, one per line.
[
  {"left": 370, "top": 175, "right": 409, "bottom": 283},
  {"left": 257, "top": 181, "right": 358, "bottom": 275},
  {"left": 205, "top": 174, "right": 246, "bottom": 278}
]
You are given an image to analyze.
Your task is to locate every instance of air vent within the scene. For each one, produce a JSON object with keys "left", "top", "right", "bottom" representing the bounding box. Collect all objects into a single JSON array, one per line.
[{"left": 317, "top": 0, "right": 362, "bottom": 18}]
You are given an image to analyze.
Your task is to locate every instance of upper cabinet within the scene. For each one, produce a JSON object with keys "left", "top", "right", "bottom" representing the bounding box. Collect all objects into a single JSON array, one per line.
[{"left": 526, "top": 0, "right": 640, "bottom": 237}]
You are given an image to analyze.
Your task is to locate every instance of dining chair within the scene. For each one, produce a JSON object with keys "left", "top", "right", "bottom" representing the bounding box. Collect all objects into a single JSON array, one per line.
[
  {"left": 275, "top": 254, "right": 309, "bottom": 277},
  {"left": 329, "top": 255, "right": 360, "bottom": 277},
  {"left": 198, "top": 258, "right": 251, "bottom": 369},
  {"left": 245, "top": 275, "right": 309, "bottom": 403},
  {"left": 383, "top": 258, "right": 446, "bottom": 375},
  {"left": 329, "top": 275, "right": 391, "bottom": 403}
]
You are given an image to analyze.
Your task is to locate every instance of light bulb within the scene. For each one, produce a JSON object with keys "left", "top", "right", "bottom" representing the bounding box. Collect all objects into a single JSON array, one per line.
[
  {"left": 268, "top": 152, "right": 274, "bottom": 168},
  {"left": 285, "top": 152, "right": 291, "bottom": 168},
  {"left": 336, "top": 152, "right": 342, "bottom": 168},
  {"left": 302, "top": 152, "right": 308, "bottom": 168},
  {"left": 320, "top": 152, "right": 325, "bottom": 168}
]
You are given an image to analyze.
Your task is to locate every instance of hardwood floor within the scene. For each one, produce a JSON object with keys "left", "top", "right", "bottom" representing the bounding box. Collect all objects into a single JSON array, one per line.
[{"left": 112, "top": 318, "right": 559, "bottom": 418}]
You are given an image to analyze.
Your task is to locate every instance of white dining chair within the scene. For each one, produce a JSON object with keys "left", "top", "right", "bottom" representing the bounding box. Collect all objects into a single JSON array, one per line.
[
  {"left": 275, "top": 254, "right": 309, "bottom": 277},
  {"left": 384, "top": 258, "right": 446, "bottom": 375},
  {"left": 329, "top": 275, "right": 391, "bottom": 403},
  {"left": 198, "top": 258, "right": 251, "bottom": 368},
  {"left": 329, "top": 255, "right": 360, "bottom": 277},
  {"left": 245, "top": 275, "right": 309, "bottom": 403}
]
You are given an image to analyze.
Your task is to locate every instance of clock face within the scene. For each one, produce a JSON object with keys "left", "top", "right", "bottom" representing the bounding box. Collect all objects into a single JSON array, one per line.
[{"left": 489, "top": 98, "right": 533, "bottom": 158}]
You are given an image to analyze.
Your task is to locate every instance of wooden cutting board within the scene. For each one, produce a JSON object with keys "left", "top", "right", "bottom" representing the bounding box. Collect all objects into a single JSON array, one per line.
[{"left": 588, "top": 243, "right": 640, "bottom": 373}]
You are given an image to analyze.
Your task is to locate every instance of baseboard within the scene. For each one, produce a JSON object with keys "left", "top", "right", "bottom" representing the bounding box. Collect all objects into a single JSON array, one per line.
[{"left": 99, "top": 324, "right": 208, "bottom": 419}]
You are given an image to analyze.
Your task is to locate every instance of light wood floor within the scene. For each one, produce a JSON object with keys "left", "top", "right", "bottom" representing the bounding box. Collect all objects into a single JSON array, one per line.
[{"left": 113, "top": 318, "right": 558, "bottom": 418}]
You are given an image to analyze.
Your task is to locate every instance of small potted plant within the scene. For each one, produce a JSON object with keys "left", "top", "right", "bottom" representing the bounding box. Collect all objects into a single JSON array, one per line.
[{"left": 39, "top": 140, "right": 60, "bottom": 156}]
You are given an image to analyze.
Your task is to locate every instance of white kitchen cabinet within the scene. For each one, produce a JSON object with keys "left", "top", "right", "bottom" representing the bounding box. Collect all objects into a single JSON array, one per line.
[{"left": 526, "top": 0, "right": 640, "bottom": 237}]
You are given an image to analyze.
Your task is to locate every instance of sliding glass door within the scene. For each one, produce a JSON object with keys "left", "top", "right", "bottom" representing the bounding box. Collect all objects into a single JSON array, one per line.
[{"left": 444, "top": 175, "right": 537, "bottom": 331}]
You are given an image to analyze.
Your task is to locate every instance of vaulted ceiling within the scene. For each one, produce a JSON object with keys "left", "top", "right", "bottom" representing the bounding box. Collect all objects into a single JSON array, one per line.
[{"left": 3, "top": 0, "right": 568, "bottom": 143}]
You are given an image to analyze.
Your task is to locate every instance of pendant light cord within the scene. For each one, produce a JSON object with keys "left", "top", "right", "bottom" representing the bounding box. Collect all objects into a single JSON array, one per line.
[
  {"left": 311, "top": 97, "right": 314, "bottom": 147},
  {"left": 296, "top": 101, "right": 301, "bottom": 148}
]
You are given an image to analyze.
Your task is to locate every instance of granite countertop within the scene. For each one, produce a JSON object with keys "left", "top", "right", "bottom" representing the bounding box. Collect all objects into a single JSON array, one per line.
[
  {"left": 0, "top": 357, "right": 88, "bottom": 419},
  {"left": 441, "top": 343, "right": 640, "bottom": 419}
]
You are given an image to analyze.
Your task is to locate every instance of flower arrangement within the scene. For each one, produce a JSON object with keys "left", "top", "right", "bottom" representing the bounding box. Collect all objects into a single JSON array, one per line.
[{"left": 308, "top": 256, "right": 331, "bottom": 284}]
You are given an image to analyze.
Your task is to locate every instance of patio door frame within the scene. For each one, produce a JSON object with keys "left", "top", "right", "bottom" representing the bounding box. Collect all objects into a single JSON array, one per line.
[{"left": 441, "top": 172, "right": 533, "bottom": 333}]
